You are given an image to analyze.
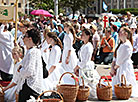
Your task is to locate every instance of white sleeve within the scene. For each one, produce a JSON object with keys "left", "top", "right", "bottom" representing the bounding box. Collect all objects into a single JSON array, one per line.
[
  {"left": 0, "top": 24, "right": 4, "bottom": 35},
  {"left": 67, "top": 35, "right": 72, "bottom": 50},
  {"left": 116, "top": 45, "right": 132, "bottom": 66},
  {"left": 20, "top": 51, "right": 36, "bottom": 78},
  {"left": 134, "top": 36, "right": 138, "bottom": 50},
  {"left": 78, "top": 47, "right": 92, "bottom": 69},
  {"left": 51, "top": 47, "right": 60, "bottom": 66}
]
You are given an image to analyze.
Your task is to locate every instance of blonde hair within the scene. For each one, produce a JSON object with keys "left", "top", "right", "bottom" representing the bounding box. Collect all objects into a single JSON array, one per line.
[
  {"left": 123, "top": 27, "right": 133, "bottom": 46},
  {"left": 43, "top": 27, "right": 50, "bottom": 39},
  {"left": 64, "top": 22, "right": 76, "bottom": 44}
]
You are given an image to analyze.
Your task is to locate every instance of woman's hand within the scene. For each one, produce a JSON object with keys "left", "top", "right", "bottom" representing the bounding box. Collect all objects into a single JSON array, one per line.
[
  {"left": 74, "top": 65, "right": 80, "bottom": 76},
  {"left": 3, "top": 87, "right": 8, "bottom": 92},
  {"left": 49, "top": 66, "right": 56, "bottom": 74},
  {"left": 110, "top": 67, "right": 116, "bottom": 77},
  {"left": 17, "top": 65, "right": 22, "bottom": 72},
  {"left": 66, "top": 57, "right": 69, "bottom": 64},
  {"left": 114, "top": 65, "right": 119, "bottom": 70}
]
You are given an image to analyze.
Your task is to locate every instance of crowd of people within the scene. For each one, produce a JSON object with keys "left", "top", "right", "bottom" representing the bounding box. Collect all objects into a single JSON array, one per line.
[{"left": 0, "top": 11, "right": 138, "bottom": 101}]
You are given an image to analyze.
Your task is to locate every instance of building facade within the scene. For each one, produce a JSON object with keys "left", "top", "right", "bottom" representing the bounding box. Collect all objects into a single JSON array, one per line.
[
  {"left": 0, "top": 0, "right": 28, "bottom": 14},
  {"left": 86, "top": 0, "right": 138, "bottom": 15},
  {"left": 105, "top": 0, "right": 138, "bottom": 9}
]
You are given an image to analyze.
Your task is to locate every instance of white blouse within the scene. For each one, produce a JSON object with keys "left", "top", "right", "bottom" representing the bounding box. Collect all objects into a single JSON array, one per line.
[
  {"left": 78, "top": 42, "right": 93, "bottom": 69},
  {"left": 48, "top": 45, "right": 61, "bottom": 68},
  {"left": 20, "top": 47, "right": 43, "bottom": 94}
]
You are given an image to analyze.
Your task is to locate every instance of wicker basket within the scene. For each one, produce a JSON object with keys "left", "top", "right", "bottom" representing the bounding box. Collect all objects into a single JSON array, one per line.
[
  {"left": 0, "top": 84, "right": 4, "bottom": 102},
  {"left": 96, "top": 76, "right": 112, "bottom": 101},
  {"left": 57, "top": 72, "right": 79, "bottom": 102},
  {"left": 37, "top": 90, "right": 63, "bottom": 102},
  {"left": 114, "top": 74, "right": 132, "bottom": 100},
  {"left": 77, "top": 76, "right": 90, "bottom": 101}
]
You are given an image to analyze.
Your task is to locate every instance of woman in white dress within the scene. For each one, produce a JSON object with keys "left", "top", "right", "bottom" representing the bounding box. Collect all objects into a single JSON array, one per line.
[
  {"left": 3, "top": 46, "right": 24, "bottom": 102},
  {"left": 74, "top": 29, "right": 100, "bottom": 98},
  {"left": 62, "top": 23, "right": 77, "bottom": 72},
  {"left": 110, "top": 27, "right": 138, "bottom": 97},
  {"left": 18, "top": 29, "right": 43, "bottom": 101},
  {"left": 43, "top": 32, "right": 63, "bottom": 90}
]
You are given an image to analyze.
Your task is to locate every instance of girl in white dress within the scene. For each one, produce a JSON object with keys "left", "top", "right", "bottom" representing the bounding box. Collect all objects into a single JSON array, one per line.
[
  {"left": 40, "top": 28, "right": 50, "bottom": 64},
  {"left": 3, "top": 46, "right": 24, "bottom": 102},
  {"left": 110, "top": 27, "right": 138, "bottom": 97},
  {"left": 74, "top": 29, "right": 100, "bottom": 98},
  {"left": 61, "top": 23, "right": 78, "bottom": 84},
  {"left": 62, "top": 23, "right": 77, "bottom": 72},
  {"left": 43, "top": 32, "right": 63, "bottom": 90}
]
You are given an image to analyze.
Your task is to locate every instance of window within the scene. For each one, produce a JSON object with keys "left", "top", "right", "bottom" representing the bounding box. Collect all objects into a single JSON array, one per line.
[
  {"left": 11, "top": 3, "right": 14, "bottom": 5},
  {"left": 18, "top": 3, "right": 21, "bottom": 8}
]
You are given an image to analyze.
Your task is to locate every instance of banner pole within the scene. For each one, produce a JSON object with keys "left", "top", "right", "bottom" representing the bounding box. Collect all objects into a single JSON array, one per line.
[
  {"left": 1, "top": 0, "right": 4, "bottom": 5},
  {"left": 15, "top": 0, "right": 18, "bottom": 42}
]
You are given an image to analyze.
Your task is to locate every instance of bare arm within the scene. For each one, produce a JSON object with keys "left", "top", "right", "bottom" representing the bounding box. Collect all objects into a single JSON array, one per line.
[
  {"left": 3, "top": 82, "right": 17, "bottom": 92},
  {"left": 66, "top": 50, "right": 71, "bottom": 64}
]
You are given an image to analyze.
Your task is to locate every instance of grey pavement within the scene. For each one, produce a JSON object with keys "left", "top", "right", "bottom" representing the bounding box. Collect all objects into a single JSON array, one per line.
[{"left": 82, "top": 64, "right": 138, "bottom": 102}]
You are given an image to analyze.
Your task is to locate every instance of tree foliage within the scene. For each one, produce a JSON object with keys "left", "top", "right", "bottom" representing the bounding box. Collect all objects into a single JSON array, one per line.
[
  {"left": 29, "top": 0, "right": 95, "bottom": 16},
  {"left": 59, "top": 0, "right": 94, "bottom": 15},
  {"left": 110, "top": 8, "right": 138, "bottom": 15},
  {"left": 29, "top": 0, "right": 54, "bottom": 11}
]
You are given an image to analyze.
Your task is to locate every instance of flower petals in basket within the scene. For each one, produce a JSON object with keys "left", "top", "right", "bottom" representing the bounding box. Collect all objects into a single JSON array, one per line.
[{"left": 37, "top": 90, "right": 63, "bottom": 102}]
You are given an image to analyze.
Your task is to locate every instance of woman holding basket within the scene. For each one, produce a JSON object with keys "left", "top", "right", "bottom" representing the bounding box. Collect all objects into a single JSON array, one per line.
[
  {"left": 74, "top": 28, "right": 100, "bottom": 98},
  {"left": 110, "top": 27, "right": 138, "bottom": 97}
]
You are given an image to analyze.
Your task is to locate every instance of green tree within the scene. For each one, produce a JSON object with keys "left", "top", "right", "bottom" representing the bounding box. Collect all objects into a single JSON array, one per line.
[
  {"left": 59, "top": 0, "right": 94, "bottom": 18},
  {"left": 29, "top": 0, "right": 54, "bottom": 11}
]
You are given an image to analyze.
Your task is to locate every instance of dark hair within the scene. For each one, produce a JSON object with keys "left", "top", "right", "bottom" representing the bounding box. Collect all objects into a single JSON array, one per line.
[
  {"left": 47, "top": 32, "right": 63, "bottom": 49},
  {"left": 20, "top": 46, "right": 25, "bottom": 59},
  {"left": 4, "top": 25, "right": 8, "bottom": 30},
  {"left": 114, "top": 41, "right": 122, "bottom": 58},
  {"left": 112, "top": 25, "right": 117, "bottom": 32},
  {"left": 105, "top": 27, "right": 111, "bottom": 33},
  {"left": 26, "top": 29, "right": 41, "bottom": 46},
  {"left": 83, "top": 28, "right": 93, "bottom": 44}
]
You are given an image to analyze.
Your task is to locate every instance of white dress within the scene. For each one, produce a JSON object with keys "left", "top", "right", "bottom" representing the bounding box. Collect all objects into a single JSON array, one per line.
[
  {"left": 43, "top": 45, "right": 63, "bottom": 91},
  {"left": 78, "top": 42, "right": 100, "bottom": 98},
  {"left": 62, "top": 33, "right": 77, "bottom": 72},
  {"left": 112, "top": 40, "right": 138, "bottom": 97},
  {"left": 0, "top": 24, "right": 14, "bottom": 74},
  {"left": 61, "top": 33, "right": 78, "bottom": 84},
  {"left": 41, "top": 40, "right": 50, "bottom": 64},
  {"left": 4, "top": 61, "right": 22, "bottom": 102}
]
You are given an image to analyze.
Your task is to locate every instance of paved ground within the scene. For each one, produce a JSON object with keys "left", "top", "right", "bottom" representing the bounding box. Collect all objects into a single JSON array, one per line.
[
  {"left": 1, "top": 64, "right": 138, "bottom": 102},
  {"left": 82, "top": 64, "right": 138, "bottom": 102}
]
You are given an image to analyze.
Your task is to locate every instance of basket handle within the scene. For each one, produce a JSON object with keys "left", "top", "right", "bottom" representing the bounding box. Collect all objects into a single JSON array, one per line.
[
  {"left": 0, "top": 84, "right": 4, "bottom": 95},
  {"left": 99, "top": 76, "right": 110, "bottom": 86},
  {"left": 78, "top": 76, "right": 85, "bottom": 88},
  {"left": 121, "top": 74, "right": 126, "bottom": 86},
  {"left": 37, "top": 90, "right": 63, "bottom": 101},
  {"left": 58, "top": 72, "right": 78, "bottom": 86}
]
